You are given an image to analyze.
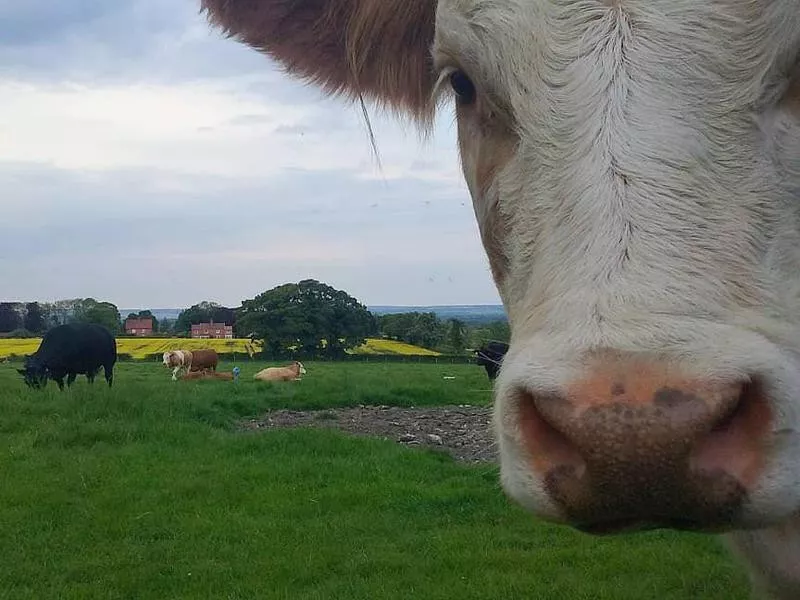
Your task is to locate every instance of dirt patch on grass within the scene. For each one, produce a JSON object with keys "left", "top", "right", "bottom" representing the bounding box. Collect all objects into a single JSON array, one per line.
[{"left": 240, "top": 405, "right": 497, "bottom": 464}]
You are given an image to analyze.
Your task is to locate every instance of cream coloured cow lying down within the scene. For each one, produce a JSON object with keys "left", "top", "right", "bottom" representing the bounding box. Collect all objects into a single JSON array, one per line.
[
  {"left": 253, "top": 361, "right": 306, "bottom": 382},
  {"left": 200, "top": 1, "right": 800, "bottom": 597}
]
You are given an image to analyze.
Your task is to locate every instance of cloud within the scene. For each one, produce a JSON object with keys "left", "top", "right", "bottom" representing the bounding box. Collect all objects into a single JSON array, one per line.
[
  {"left": 0, "top": 164, "right": 497, "bottom": 307},
  {"left": 0, "top": 0, "right": 501, "bottom": 308}
]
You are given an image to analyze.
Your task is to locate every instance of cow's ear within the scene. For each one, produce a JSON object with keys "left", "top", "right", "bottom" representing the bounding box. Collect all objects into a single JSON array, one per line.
[{"left": 201, "top": 0, "right": 438, "bottom": 123}]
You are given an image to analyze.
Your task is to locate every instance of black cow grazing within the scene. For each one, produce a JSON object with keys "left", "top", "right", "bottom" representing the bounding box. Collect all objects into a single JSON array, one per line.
[
  {"left": 474, "top": 341, "right": 510, "bottom": 381},
  {"left": 17, "top": 323, "right": 117, "bottom": 391}
]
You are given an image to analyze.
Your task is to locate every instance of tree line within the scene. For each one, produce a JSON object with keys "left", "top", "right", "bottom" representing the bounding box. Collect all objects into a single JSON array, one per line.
[
  {"left": 0, "top": 299, "right": 123, "bottom": 337},
  {"left": 2, "top": 279, "right": 509, "bottom": 358}
]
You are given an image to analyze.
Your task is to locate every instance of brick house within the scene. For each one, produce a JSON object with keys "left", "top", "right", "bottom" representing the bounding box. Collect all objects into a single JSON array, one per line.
[
  {"left": 191, "top": 320, "right": 233, "bottom": 339},
  {"left": 124, "top": 317, "right": 154, "bottom": 336}
]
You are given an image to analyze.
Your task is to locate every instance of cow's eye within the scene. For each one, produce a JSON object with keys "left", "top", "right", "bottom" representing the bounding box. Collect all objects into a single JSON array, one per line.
[{"left": 449, "top": 70, "right": 476, "bottom": 105}]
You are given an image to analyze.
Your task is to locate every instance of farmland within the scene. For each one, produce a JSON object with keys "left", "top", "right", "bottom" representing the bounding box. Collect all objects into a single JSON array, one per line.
[
  {"left": 0, "top": 360, "right": 749, "bottom": 599},
  {"left": 0, "top": 337, "right": 441, "bottom": 360}
]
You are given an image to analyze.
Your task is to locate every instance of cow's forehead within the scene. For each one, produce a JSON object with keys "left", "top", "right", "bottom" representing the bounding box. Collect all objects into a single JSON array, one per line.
[{"left": 433, "top": 0, "right": 799, "bottom": 97}]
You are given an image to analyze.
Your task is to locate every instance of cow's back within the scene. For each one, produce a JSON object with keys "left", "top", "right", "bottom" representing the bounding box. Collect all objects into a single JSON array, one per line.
[
  {"left": 35, "top": 323, "right": 116, "bottom": 372},
  {"left": 189, "top": 349, "right": 218, "bottom": 370}
]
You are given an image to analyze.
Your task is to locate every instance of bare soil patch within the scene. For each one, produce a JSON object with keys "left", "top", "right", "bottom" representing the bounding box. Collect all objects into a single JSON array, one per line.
[{"left": 239, "top": 404, "right": 497, "bottom": 464}]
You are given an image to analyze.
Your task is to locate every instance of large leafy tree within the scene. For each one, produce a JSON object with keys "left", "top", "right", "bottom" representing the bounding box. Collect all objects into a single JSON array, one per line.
[{"left": 236, "top": 279, "right": 377, "bottom": 359}]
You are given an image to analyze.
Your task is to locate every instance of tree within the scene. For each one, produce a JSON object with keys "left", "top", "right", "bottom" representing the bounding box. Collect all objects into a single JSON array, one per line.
[
  {"left": 468, "top": 319, "right": 511, "bottom": 348},
  {"left": 41, "top": 299, "right": 81, "bottom": 327},
  {"left": 24, "top": 302, "right": 46, "bottom": 333},
  {"left": 159, "top": 318, "right": 175, "bottom": 335},
  {"left": 446, "top": 319, "right": 467, "bottom": 354},
  {"left": 236, "top": 279, "right": 377, "bottom": 359},
  {"left": 175, "top": 301, "right": 235, "bottom": 334},
  {"left": 73, "top": 298, "right": 121, "bottom": 333},
  {"left": 0, "top": 303, "right": 22, "bottom": 333},
  {"left": 378, "top": 312, "right": 446, "bottom": 349}
]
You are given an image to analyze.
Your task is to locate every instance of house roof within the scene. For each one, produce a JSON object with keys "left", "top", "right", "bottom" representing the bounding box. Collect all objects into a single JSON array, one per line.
[
  {"left": 191, "top": 322, "right": 232, "bottom": 330},
  {"left": 125, "top": 318, "right": 153, "bottom": 329}
]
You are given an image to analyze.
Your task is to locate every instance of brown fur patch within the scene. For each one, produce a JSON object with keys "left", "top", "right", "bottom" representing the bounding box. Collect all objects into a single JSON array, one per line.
[
  {"left": 201, "top": 0, "right": 437, "bottom": 124},
  {"left": 187, "top": 348, "right": 219, "bottom": 372},
  {"left": 783, "top": 73, "right": 800, "bottom": 114},
  {"left": 458, "top": 102, "right": 518, "bottom": 285},
  {"left": 474, "top": 119, "right": 517, "bottom": 198}
]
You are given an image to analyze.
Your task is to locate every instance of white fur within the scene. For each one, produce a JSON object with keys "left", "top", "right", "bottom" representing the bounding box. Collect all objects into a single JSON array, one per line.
[
  {"left": 163, "top": 350, "right": 191, "bottom": 381},
  {"left": 432, "top": 1, "right": 800, "bottom": 596}
]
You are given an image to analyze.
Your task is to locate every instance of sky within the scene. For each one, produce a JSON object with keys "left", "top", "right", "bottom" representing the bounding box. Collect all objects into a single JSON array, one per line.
[{"left": 0, "top": 0, "right": 501, "bottom": 309}]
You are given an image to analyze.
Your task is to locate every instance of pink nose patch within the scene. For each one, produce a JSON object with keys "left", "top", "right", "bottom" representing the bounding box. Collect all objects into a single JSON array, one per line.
[{"left": 514, "top": 355, "right": 773, "bottom": 532}]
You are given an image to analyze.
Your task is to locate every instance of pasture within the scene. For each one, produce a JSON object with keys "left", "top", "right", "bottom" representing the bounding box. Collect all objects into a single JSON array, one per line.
[{"left": 0, "top": 361, "right": 749, "bottom": 599}]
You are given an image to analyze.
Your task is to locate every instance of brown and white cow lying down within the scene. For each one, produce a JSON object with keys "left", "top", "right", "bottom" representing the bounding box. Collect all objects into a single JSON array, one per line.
[
  {"left": 253, "top": 361, "right": 306, "bottom": 382},
  {"left": 162, "top": 349, "right": 219, "bottom": 381},
  {"left": 201, "top": 1, "right": 800, "bottom": 597}
]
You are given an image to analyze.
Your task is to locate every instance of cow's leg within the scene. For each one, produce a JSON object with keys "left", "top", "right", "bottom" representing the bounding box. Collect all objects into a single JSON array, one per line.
[
  {"left": 66, "top": 373, "right": 77, "bottom": 387},
  {"left": 172, "top": 366, "right": 180, "bottom": 381},
  {"left": 86, "top": 369, "right": 98, "bottom": 384},
  {"left": 103, "top": 364, "right": 114, "bottom": 387},
  {"left": 54, "top": 377, "right": 65, "bottom": 391}
]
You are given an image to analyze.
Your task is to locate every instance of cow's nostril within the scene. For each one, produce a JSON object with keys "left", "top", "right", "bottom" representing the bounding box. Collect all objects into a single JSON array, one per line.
[
  {"left": 689, "top": 379, "right": 772, "bottom": 489},
  {"left": 516, "top": 389, "right": 586, "bottom": 480},
  {"left": 506, "top": 367, "right": 772, "bottom": 531}
]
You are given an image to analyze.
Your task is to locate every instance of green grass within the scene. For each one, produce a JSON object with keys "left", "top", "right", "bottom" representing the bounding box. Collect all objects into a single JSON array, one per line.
[{"left": 0, "top": 361, "right": 749, "bottom": 599}]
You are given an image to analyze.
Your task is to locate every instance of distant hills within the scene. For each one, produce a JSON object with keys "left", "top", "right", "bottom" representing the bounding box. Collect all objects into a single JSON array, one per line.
[
  {"left": 368, "top": 305, "right": 507, "bottom": 324},
  {"left": 122, "top": 305, "right": 508, "bottom": 325}
]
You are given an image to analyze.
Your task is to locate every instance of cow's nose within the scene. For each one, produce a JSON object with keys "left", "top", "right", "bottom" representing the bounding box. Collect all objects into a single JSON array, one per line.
[{"left": 511, "top": 358, "right": 772, "bottom": 532}]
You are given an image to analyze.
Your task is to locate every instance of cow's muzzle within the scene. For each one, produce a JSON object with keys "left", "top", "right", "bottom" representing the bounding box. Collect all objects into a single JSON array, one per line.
[{"left": 504, "top": 354, "right": 773, "bottom": 533}]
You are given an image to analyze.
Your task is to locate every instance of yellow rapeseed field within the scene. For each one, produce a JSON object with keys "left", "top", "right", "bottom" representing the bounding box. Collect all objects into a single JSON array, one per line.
[
  {"left": 351, "top": 338, "right": 441, "bottom": 356},
  {"left": 0, "top": 337, "right": 440, "bottom": 359}
]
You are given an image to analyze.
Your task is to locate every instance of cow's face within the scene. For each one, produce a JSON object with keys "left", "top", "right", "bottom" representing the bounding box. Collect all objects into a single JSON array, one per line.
[
  {"left": 202, "top": 0, "right": 800, "bottom": 534},
  {"left": 18, "top": 357, "right": 48, "bottom": 389},
  {"left": 296, "top": 362, "right": 307, "bottom": 375},
  {"left": 162, "top": 351, "right": 174, "bottom": 367}
]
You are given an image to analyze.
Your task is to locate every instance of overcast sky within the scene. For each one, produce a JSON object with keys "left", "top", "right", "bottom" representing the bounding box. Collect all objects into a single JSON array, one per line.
[{"left": 0, "top": 1, "right": 501, "bottom": 309}]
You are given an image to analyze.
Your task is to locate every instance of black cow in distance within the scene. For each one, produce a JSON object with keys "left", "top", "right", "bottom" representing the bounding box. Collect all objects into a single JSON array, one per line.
[{"left": 474, "top": 341, "right": 509, "bottom": 381}]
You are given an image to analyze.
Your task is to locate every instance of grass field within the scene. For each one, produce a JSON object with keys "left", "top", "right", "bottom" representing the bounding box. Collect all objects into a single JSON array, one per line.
[
  {"left": 0, "top": 361, "right": 749, "bottom": 599},
  {"left": 0, "top": 337, "right": 441, "bottom": 360}
]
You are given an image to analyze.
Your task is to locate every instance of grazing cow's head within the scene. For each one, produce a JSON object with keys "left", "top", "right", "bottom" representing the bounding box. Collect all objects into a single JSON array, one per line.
[
  {"left": 295, "top": 361, "right": 307, "bottom": 375},
  {"left": 17, "top": 355, "right": 48, "bottom": 389},
  {"left": 162, "top": 351, "right": 179, "bottom": 367},
  {"left": 202, "top": 1, "right": 800, "bottom": 534}
]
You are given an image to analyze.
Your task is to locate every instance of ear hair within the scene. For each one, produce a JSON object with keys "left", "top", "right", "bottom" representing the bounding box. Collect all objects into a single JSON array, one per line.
[{"left": 200, "top": 0, "right": 439, "bottom": 128}]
